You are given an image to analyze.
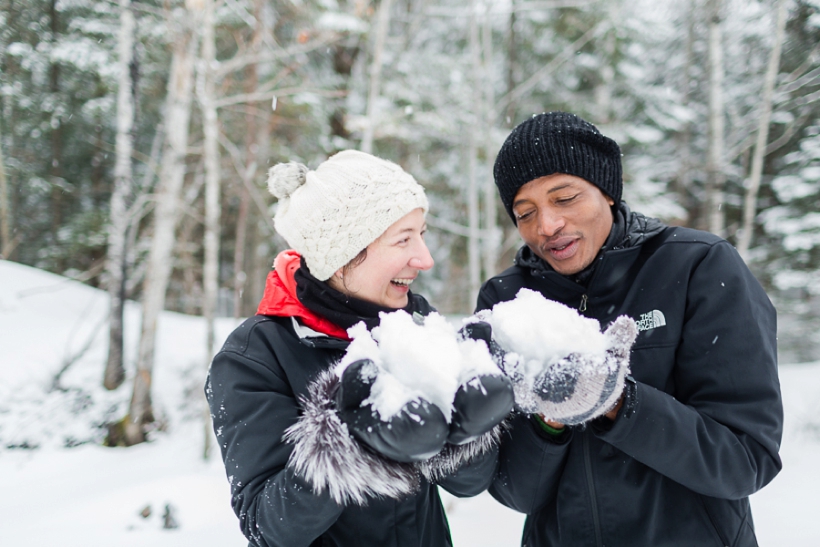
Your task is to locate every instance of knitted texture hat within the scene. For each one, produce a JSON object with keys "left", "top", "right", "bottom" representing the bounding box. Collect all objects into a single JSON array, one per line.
[
  {"left": 493, "top": 112, "right": 622, "bottom": 222},
  {"left": 268, "top": 150, "right": 429, "bottom": 281}
]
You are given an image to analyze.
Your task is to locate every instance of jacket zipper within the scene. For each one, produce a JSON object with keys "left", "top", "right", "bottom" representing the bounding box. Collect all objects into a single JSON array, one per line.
[
  {"left": 583, "top": 431, "right": 603, "bottom": 547},
  {"left": 579, "top": 294, "right": 588, "bottom": 313}
]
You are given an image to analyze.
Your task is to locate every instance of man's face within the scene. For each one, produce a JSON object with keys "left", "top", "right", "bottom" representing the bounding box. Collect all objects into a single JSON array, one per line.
[{"left": 512, "top": 173, "right": 615, "bottom": 276}]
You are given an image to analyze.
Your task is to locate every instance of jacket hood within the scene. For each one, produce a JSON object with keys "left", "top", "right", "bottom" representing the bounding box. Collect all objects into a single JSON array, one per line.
[
  {"left": 515, "top": 201, "right": 666, "bottom": 280},
  {"left": 256, "top": 249, "right": 350, "bottom": 340}
]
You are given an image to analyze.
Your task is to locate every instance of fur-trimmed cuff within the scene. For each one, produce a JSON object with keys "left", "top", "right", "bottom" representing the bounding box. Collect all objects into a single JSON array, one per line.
[
  {"left": 417, "top": 422, "right": 504, "bottom": 483},
  {"left": 284, "top": 368, "right": 419, "bottom": 506}
]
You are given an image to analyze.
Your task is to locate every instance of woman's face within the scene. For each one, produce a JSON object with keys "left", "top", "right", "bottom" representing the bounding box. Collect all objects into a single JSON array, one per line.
[{"left": 329, "top": 208, "right": 434, "bottom": 309}]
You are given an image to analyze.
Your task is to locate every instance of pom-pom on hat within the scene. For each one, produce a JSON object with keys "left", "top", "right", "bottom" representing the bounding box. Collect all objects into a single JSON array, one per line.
[
  {"left": 268, "top": 150, "right": 429, "bottom": 281},
  {"left": 493, "top": 111, "right": 623, "bottom": 223}
]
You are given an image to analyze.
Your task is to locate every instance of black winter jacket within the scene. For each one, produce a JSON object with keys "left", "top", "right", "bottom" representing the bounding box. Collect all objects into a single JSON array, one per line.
[
  {"left": 479, "top": 207, "right": 783, "bottom": 547},
  {"left": 206, "top": 293, "right": 498, "bottom": 547}
]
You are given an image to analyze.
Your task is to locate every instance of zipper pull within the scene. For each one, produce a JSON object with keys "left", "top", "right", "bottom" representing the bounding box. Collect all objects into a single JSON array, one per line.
[{"left": 579, "top": 294, "right": 588, "bottom": 313}]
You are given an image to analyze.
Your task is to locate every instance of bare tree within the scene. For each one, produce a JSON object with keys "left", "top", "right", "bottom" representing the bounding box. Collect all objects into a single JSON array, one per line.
[
  {"left": 104, "top": 0, "right": 136, "bottom": 391},
  {"left": 196, "top": 0, "right": 220, "bottom": 460},
  {"left": 675, "top": 0, "right": 697, "bottom": 224},
  {"left": 705, "top": 0, "right": 726, "bottom": 236},
  {"left": 125, "top": 11, "right": 198, "bottom": 446},
  {"left": 737, "top": 0, "right": 787, "bottom": 259},
  {"left": 361, "top": 0, "right": 393, "bottom": 154},
  {"left": 467, "top": 1, "right": 482, "bottom": 305},
  {"left": 0, "top": 121, "right": 11, "bottom": 259},
  {"left": 504, "top": 0, "right": 518, "bottom": 127},
  {"left": 482, "top": 0, "right": 499, "bottom": 279},
  {"left": 49, "top": 0, "right": 64, "bottom": 248},
  {"left": 232, "top": 0, "right": 268, "bottom": 319}
]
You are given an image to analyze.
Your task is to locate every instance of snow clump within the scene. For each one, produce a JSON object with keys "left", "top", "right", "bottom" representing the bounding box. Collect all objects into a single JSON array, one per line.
[
  {"left": 474, "top": 288, "right": 616, "bottom": 415},
  {"left": 336, "top": 310, "right": 500, "bottom": 422},
  {"left": 489, "top": 288, "right": 607, "bottom": 370}
]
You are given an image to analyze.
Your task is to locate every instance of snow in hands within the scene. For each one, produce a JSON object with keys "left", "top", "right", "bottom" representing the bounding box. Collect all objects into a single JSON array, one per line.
[
  {"left": 473, "top": 288, "right": 638, "bottom": 424},
  {"left": 335, "top": 288, "right": 639, "bottom": 428},
  {"left": 337, "top": 311, "right": 501, "bottom": 422}
]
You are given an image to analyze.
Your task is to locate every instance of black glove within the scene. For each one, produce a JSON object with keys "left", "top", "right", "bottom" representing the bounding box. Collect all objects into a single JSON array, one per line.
[
  {"left": 449, "top": 322, "right": 515, "bottom": 445},
  {"left": 335, "top": 359, "right": 449, "bottom": 463},
  {"left": 460, "top": 321, "right": 506, "bottom": 363},
  {"left": 448, "top": 374, "right": 514, "bottom": 444}
]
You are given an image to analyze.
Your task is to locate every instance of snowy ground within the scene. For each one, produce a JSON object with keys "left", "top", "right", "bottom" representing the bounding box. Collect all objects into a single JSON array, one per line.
[{"left": 1, "top": 259, "right": 818, "bottom": 546}]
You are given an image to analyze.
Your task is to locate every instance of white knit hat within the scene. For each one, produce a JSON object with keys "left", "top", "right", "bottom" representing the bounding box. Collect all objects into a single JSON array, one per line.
[{"left": 268, "top": 150, "right": 429, "bottom": 281}]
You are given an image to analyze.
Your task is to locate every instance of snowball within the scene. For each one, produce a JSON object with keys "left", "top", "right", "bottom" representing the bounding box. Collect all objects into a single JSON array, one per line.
[
  {"left": 337, "top": 310, "right": 499, "bottom": 421},
  {"left": 488, "top": 288, "right": 607, "bottom": 382}
]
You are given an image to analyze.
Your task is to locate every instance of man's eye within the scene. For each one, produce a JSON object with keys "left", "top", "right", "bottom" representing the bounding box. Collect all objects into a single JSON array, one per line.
[
  {"left": 556, "top": 195, "right": 578, "bottom": 204},
  {"left": 515, "top": 211, "right": 534, "bottom": 221}
]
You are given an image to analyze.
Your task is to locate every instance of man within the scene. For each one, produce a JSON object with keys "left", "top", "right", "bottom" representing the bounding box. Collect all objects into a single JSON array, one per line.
[{"left": 479, "top": 111, "right": 783, "bottom": 546}]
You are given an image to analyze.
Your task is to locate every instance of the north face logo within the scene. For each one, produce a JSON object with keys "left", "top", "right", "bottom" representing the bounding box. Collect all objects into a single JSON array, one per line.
[{"left": 636, "top": 310, "right": 666, "bottom": 332}]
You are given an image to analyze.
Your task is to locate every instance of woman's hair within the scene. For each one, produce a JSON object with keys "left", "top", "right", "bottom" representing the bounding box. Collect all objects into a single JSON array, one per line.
[
  {"left": 332, "top": 247, "right": 368, "bottom": 295},
  {"left": 343, "top": 248, "right": 368, "bottom": 277}
]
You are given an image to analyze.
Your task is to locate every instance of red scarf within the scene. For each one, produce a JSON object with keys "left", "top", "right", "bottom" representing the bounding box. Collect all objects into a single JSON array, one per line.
[{"left": 256, "top": 250, "right": 350, "bottom": 340}]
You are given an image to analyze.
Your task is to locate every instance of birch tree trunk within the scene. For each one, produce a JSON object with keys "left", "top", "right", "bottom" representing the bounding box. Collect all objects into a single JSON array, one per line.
[
  {"left": 125, "top": 15, "right": 198, "bottom": 446},
  {"left": 595, "top": 27, "right": 615, "bottom": 123},
  {"left": 0, "top": 122, "right": 11, "bottom": 259},
  {"left": 197, "top": 0, "right": 221, "bottom": 460},
  {"left": 104, "top": 0, "right": 136, "bottom": 391},
  {"left": 361, "top": 0, "right": 393, "bottom": 154},
  {"left": 233, "top": 185, "right": 249, "bottom": 318},
  {"left": 482, "top": 1, "right": 499, "bottom": 279},
  {"left": 737, "top": 0, "right": 787, "bottom": 259},
  {"left": 676, "top": 0, "right": 696, "bottom": 223},
  {"left": 467, "top": 3, "right": 481, "bottom": 306},
  {"left": 505, "top": 0, "right": 517, "bottom": 127},
  {"left": 705, "top": 0, "right": 726, "bottom": 236},
  {"left": 233, "top": 0, "right": 266, "bottom": 319},
  {"left": 49, "top": 0, "right": 64, "bottom": 247}
]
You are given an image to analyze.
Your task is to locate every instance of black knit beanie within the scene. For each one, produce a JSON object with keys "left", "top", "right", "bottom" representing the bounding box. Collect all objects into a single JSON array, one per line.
[{"left": 493, "top": 111, "right": 622, "bottom": 223}]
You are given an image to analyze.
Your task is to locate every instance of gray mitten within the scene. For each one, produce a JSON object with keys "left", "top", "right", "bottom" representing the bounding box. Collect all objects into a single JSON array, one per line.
[{"left": 510, "top": 316, "right": 638, "bottom": 425}]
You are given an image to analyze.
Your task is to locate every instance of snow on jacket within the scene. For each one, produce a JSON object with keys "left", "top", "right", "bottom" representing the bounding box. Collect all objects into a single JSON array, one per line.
[
  {"left": 206, "top": 250, "right": 499, "bottom": 547},
  {"left": 479, "top": 205, "right": 783, "bottom": 547}
]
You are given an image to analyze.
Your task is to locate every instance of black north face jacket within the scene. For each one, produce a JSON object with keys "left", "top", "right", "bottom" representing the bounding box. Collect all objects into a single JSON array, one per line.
[
  {"left": 479, "top": 206, "right": 783, "bottom": 547},
  {"left": 206, "top": 292, "right": 498, "bottom": 547}
]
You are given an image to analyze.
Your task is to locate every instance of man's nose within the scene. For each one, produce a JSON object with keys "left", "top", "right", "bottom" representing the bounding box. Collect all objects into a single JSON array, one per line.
[{"left": 537, "top": 210, "right": 564, "bottom": 237}]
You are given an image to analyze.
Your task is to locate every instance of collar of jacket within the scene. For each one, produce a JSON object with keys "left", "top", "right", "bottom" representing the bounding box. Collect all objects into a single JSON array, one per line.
[
  {"left": 514, "top": 202, "right": 667, "bottom": 297},
  {"left": 256, "top": 249, "right": 350, "bottom": 340}
]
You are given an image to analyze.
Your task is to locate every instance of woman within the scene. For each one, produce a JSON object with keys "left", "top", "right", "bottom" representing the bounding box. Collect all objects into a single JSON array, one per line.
[{"left": 206, "top": 150, "right": 513, "bottom": 547}]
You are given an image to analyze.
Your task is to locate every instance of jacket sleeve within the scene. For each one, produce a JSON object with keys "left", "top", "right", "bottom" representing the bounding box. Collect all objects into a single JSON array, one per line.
[
  {"left": 597, "top": 240, "right": 783, "bottom": 499},
  {"left": 488, "top": 413, "right": 573, "bottom": 513},
  {"left": 435, "top": 446, "right": 498, "bottom": 497},
  {"left": 419, "top": 426, "right": 502, "bottom": 498},
  {"left": 475, "top": 277, "right": 501, "bottom": 314},
  {"left": 206, "top": 325, "right": 344, "bottom": 547}
]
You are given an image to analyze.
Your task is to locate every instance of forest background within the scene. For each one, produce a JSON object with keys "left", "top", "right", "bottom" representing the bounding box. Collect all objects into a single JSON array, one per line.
[{"left": 1, "top": 0, "right": 819, "bottom": 446}]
